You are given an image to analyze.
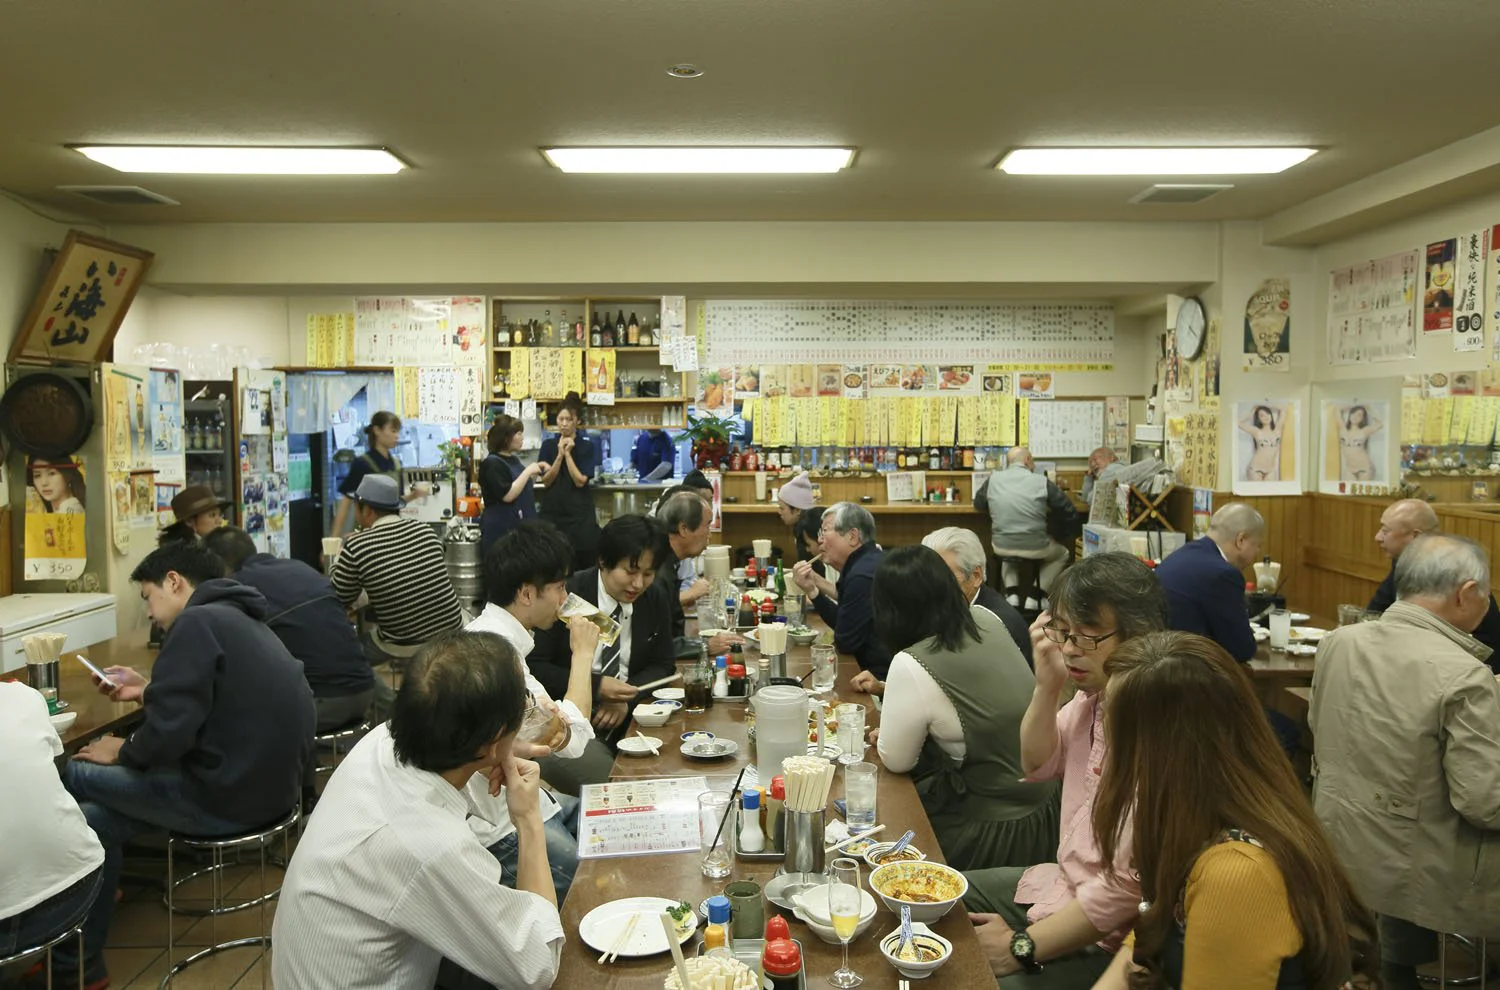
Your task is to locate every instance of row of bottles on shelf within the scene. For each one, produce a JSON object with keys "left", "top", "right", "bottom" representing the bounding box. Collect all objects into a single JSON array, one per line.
[
  {"left": 187, "top": 467, "right": 230, "bottom": 495},
  {"left": 187, "top": 416, "right": 227, "bottom": 451},
  {"left": 504, "top": 310, "right": 661, "bottom": 348},
  {"left": 492, "top": 370, "right": 683, "bottom": 400},
  {"left": 724, "top": 444, "right": 1009, "bottom": 473}
]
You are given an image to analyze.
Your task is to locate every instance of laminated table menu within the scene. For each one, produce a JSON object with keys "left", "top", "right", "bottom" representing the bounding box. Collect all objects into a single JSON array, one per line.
[{"left": 577, "top": 775, "right": 708, "bottom": 859}]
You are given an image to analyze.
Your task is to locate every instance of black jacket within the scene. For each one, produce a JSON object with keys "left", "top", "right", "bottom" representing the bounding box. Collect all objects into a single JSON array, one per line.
[
  {"left": 974, "top": 584, "right": 1035, "bottom": 669},
  {"left": 527, "top": 567, "right": 676, "bottom": 704},
  {"left": 810, "top": 542, "right": 893, "bottom": 679},
  {"left": 234, "top": 553, "right": 373, "bottom": 697},
  {"left": 1154, "top": 536, "right": 1257, "bottom": 662},
  {"left": 1369, "top": 563, "right": 1500, "bottom": 672},
  {"left": 118, "top": 579, "right": 315, "bottom": 825}
]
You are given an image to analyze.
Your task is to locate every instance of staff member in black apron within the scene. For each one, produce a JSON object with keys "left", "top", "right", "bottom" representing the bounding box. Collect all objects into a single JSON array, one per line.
[
  {"left": 478, "top": 414, "right": 547, "bottom": 557},
  {"left": 330, "top": 411, "right": 428, "bottom": 535},
  {"left": 537, "top": 393, "right": 600, "bottom": 571}
]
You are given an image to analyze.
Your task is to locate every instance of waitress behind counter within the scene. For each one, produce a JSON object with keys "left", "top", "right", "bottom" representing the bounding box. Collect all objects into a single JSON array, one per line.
[
  {"left": 537, "top": 393, "right": 601, "bottom": 571},
  {"left": 478, "top": 414, "right": 547, "bottom": 556},
  {"left": 330, "top": 411, "right": 429, "bottom": 536}
]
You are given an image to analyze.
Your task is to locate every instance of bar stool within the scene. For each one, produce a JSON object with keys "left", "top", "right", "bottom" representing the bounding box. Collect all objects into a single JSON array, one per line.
[
  {"left": 1421, "top": 933, "right": 1489, "bottom": 987},
  {"left": 314, "top": 718, "right": 371, "bottom": 776},
  {"left": 996, "top": 555, "right": 1045, "bottom": 615},
  {"left": 160, "top": 807, "right": 299, "bottom": 989},
  {"left": 0, "top": 923, "right": 84, "bottom": 990}
]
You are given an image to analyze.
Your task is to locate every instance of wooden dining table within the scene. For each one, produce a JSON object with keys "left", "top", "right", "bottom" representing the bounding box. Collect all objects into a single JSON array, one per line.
[
  {"left": 553, "top": 620, "right": 998, "bottom": 989},
  {"left": 0, "top": 636, "right": 159, "bottom": 753}
]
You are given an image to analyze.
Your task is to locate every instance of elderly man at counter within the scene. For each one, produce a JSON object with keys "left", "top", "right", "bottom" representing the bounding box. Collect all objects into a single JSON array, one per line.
[
  {"left": 1079, "top": 447, "right": 1124, "bottom": 507},
  {"left": 923, "top": 526, "right": 1032, "bottom": 667},
  {"left": 791, "top": 501, "right": 892, "bottom": 687},
  {"left": 976, "top": 446, "right": 1080, "bottom": 605},
  {"left": 1367, "top": 497, "right": 1500, "bottom": 668}
]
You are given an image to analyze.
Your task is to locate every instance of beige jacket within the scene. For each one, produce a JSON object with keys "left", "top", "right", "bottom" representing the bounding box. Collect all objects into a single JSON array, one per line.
[{"left": 1310, "top": 601, "right": 1500, "bottom": 936}]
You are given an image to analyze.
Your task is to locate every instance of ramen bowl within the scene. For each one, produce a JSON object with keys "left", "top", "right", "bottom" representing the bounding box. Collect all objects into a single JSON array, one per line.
[
  {"left": 868, "top": 861, "right": 968, "bottom": 924},
  {"left": 863, "top": 841, "right": 927, "bottom": 869},
  {"left": 879, "top": 922, "right": 953, "bottom": 979}
]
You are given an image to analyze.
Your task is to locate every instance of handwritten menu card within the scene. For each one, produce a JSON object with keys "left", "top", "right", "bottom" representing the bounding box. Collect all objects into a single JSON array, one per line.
[{"left": 577, "top": 775, "right": 708, "bottom": 859}]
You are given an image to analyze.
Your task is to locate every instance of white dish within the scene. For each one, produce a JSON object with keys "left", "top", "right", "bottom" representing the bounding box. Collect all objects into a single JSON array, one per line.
[
  {"left": 578, "top": 897, "right": 697, "bottom": 957},
  {"left": 793, "top": 885, "right": 879, "bottom": 944},
  {"left": 681, "top": 737, "right": 739, "bottom": 760},
  {"left": 1292, "top": 626, "right": 1328, "bottom": 641},
  {"left": 1286, "top": 643, "right": 1317, "bottom": 657},
  {"left": 617, "top": 736, "right": 663, "bottom": 756},
  {"left": 632, "top": 704, "right": 673, "bottom": 728},
  {"left": 1290, "top": 612, "right": 1311, "bottom": 622},
  {"left": 1251, "top": 626, "right": 1269, "bottom": 642},
  {"left": 863, "top": 841, "right": 928, "bottom": 869},
  {"left": 652, "top": 688, "right": 686, "bottom": 701},
  {"left": 879, "top": 922, "right": 953, "bottom": 979},
  {"left": 48, "top": 711, "right": 78, "bottom": 734}
]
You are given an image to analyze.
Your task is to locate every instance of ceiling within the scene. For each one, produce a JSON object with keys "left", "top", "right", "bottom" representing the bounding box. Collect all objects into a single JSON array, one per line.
[{"left": 3, "top": 0, "right": 1499, "bottom": 225}]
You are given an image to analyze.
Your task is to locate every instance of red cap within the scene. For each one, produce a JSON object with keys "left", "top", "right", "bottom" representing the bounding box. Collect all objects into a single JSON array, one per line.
[
  {"left": 727, "top": 663, "right": 746, "bottom": 677},
  {"left": 769, "top": 775, "right": 785, "bottom": 800},
  {"left": 764, "top": 915, "right": 791, "bottom": 941},
  {"left": 761, "top": 937, "right": 802, "bottom": 977}
]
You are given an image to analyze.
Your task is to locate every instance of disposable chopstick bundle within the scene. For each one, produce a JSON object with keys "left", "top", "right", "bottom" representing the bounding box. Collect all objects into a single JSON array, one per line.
[
  {"left": 662, "top": 954, "right": 758, "bottom": 990},
  {"left": 780, "top": 754, "right": 836, "bottom": 813},
  {"left": 23, "top": 632, "right": 67, "bottom": 665}
]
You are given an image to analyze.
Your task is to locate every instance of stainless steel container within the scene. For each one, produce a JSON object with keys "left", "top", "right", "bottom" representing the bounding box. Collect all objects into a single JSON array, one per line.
[
  {"left": 27, "top": 660, "right": 60, "bottom": 707},
  {"left": 781, "top": 808, "right": 826, "bottom": 876},
  {"left": 444, "top": 532, "right": 484, "bottom": 612}
]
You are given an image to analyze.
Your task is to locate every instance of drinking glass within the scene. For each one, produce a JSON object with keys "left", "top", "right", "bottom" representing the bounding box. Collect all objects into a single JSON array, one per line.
[
  {"left": 1268, "top": 608, "right": 1291, "bottom": 652},
  {"left": 826, "top": 858, "right": 864, "bottom": 988},
  {"left": 1337, "top": 603, "right": 1365, "bottom": 627},
  {"left": 683, "top": 664, "right": 713, "bottom": 715},
  {"left": 835, "top": 703, "right": 865, "bottom": 764},
  {"left": 696, "top": 596, "right": 726, "bottom": 634},
  {"left": 784, "top": 593, "right": 805, "bottom": 627},
  {"left": 698, "top": 791, "right": 733, "bottom": 879},
  {"left": 811, "top": 646, "right": 838, "bottom": 694},
  {"left": 843, "top": 762, "right": 878, "bottom": 831},
  {"left": 514, "top": 700, "right": 555, "bottom": 747}
]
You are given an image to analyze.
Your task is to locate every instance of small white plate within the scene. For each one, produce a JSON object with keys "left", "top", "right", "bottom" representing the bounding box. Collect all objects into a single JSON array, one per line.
[
  {"left": 652, "top": 687, "right": 686, "bottom": 701},
  {"left": 1292, "top": 626, "right": 1328, "bottom": 641},
  {"left": 652, "top": 699, "right": 683, "bottom": 711},
  {"left": 1290, "top": 612, "right": 1311, "bottom": 622},
  {"left": 682, "top": 737, "right": 740, "bottom": 760},
  {"left": 617, "top": 736, "right": 662, "bottom": 756},
  {"left": 1286, "top": 643, "right": 1318, "bottom": 657},
  {"left": 579, "top": 897, "right": 697, "bottom": 957},
  {"left": 1252, "top": 627, "right": 1269, "bottom": 642}
]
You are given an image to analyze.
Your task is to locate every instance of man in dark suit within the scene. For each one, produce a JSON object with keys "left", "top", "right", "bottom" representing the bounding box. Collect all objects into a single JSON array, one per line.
[
  {"left": 1367, "top": 498, "right": 1500, "bottom": 671},
  {"left": 790, "top": 502, "right": 893, "bottom": 691},
  {"left": 528, "top": 513, "right": 675, "bottom": 791},
  {"left": 1154, "top": 503, "right": 1263, "bottom": 662}
]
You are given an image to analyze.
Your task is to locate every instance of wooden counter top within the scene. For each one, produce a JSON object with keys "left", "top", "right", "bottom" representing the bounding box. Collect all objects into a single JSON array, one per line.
[
  {"left": 3, "top": 637, "right": 158, "bottom": 752},
  {"left": 721, "top": 503, "right": 982, "bottom": 514}
]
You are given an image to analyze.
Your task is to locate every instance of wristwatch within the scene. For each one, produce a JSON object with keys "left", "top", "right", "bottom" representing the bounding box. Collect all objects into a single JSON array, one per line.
[{"left": 1010, "top": 929, "right": 1042, "bottom": 974}]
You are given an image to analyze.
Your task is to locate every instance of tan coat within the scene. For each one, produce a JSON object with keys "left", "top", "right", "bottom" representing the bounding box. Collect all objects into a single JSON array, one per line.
[{"left": 1310, "top": 601, "right": 1500, "bottom": 936}]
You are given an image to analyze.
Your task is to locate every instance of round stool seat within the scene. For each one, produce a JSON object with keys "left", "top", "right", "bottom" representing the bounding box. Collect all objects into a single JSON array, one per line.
[{"left": 0, "top": 922, "right": 84, "bottom": 989}]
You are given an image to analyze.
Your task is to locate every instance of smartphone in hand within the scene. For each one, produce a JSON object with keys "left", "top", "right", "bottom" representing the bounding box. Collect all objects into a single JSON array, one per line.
[{"left": 76, "top": 655, "right": 119, "bottom": 688}]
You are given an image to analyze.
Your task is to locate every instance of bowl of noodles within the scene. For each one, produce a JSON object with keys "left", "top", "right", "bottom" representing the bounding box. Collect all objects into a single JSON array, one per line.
[{"left": 867, "top": 861, "right": 968, "bottom": 923}]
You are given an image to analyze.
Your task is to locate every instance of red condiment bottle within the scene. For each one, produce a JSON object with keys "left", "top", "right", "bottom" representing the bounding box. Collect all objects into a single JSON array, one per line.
[{"left": 761, "top": 937, "right": 803, "bottom": 990}]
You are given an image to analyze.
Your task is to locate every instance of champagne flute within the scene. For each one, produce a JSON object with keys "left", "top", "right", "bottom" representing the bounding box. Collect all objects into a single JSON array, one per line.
[{"left": 826, "top": 857, "right": 863, "bottom": 988}]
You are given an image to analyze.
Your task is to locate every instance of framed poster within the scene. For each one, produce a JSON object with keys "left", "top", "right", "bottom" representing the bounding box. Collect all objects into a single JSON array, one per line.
[
  {"left": 1320, "top": 400, "right": 1389, "bottom": 494},
  {"left": 10, "top": 230, "right": 154, "bottom": 364},
  {"left": 1233, "top": 399, "right": 1302, "bottom": 496}
]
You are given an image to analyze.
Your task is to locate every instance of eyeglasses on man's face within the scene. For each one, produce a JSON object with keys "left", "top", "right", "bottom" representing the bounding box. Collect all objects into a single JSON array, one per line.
[{"left": 1042, "top": 624, "right": 1119, "bottom": 652}]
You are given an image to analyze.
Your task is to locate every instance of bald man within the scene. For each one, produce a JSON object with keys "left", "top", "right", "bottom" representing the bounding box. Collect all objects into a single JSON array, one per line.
[
  {"left": 975, "top": 446, "right": 1080, "bottom": 600},
  {"left": 1368, "top": 498, "right": 1500, "bottom": 666},
  {"left": 1153, "top": 502, "right": 1265, "bottom": 662},
  {"left": 1080, "top": 446, "right": 1124, "bottom": 506}
]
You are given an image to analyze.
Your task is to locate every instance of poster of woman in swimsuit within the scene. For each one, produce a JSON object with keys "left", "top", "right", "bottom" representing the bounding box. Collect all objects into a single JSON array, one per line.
[
  {"left": 1320, "top": 400, "right": 1388, "bottom": 495},
  {"left": 1233, "top": 399, "right": 1301, "bottom": 496}
]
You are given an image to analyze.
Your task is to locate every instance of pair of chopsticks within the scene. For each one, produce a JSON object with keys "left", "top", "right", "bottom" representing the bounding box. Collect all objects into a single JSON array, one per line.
[
  {"left": 825, "top": 823, "right": 885, "bottom": 854},
  {"left": 633, "top": 671, "right": 683, "bottom": 694},
  {"left": 597, "top": 911, "right": 643, "bottom": 964},
  {"left": 899, "top": 980, "right": 911, "bottom": 990},
  {"left": 635, "top": 730, "right": 661, "bottom": 753}
]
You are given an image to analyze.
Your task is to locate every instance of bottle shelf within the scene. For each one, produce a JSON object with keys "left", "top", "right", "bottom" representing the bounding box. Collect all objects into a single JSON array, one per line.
[{"left": 492, "top": 346, "right": 661, "bottom": 354}]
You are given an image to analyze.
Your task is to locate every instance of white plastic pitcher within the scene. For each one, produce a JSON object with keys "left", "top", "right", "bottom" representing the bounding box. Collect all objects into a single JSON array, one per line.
[{"left": 751, "top": 685, "right": 811, "bottom": 785}]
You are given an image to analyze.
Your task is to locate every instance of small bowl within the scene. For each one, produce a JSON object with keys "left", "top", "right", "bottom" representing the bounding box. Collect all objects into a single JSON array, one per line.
[
  {"left": 793, "top": 885, "right": 879, "bottom": 944},
  {"left": 616, "top": 736, "right": 662, "bottom": 756},
  {"left": 863, "top": 841, "right": 927, "bottom": 869},
  {"left": 652, "top": 687, "right": 686, "bottom": 701},
  {"left": 680, "top": 730, "right": 716, "bottom": 744},
  {"left": 653, "top": 699, "right": 683, "bottom": 711},
  {"left": 732, "top": 568, "right": 747, "bottom": 580},
  {"left": 879, "top": 922, "right": 953, "bottom": 979},
  {"left": 633, "top": 704, "right": 673, "bottom": 727},
  {"left": 868, "top": 861, "right": 968, "bottom": 924},
  {"left": 788, "top": 631, "right": 818, "bottom": 646},
  {"left": 49, "top": 711, "right": 78, "bottom": 734}
]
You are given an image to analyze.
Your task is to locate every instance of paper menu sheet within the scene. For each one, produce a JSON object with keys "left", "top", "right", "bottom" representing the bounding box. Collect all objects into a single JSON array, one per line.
[{"left": 577, "top": 775, "right": 709, "bottom": 859}]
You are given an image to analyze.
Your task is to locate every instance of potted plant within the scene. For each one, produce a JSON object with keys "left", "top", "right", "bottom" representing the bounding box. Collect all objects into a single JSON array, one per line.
[{"left": 681, "top": 412, "right": 738, "bottom": 470}]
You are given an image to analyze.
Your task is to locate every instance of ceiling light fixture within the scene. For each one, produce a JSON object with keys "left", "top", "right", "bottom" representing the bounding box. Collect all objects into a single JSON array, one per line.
[
  {"left": 996, "top": 147, "right": 1316, "bottom": 175},
  {"left": 71, "top": 145, "right": 407, "bottom": 175},
  {"left": 666, "top": 63, "right": 704, "bottom": 79},
  {"left": 542, "top": 147, "right": 854, "bottom": 174}
]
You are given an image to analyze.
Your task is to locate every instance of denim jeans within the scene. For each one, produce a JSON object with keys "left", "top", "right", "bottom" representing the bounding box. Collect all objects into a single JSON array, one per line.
[
  {"left": 60, "top": 761, "right": 259, "bottom": 982},
  {"left": 484, "top": 793, "right": 580, "bottom": 905},
  {"left": 0, "top": 867, "right": 102, "bottom": 965}
]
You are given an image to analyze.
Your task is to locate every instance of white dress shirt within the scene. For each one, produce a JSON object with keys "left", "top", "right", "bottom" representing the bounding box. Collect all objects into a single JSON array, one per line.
[
  {"left": 875, "top": 649, "right": 967, "bottom": 771},
  {"left": 272, "top": 724, "right": 564, "bottom": 990},
  {"left": 593, "top": 573, "right": 634, "bottom": 681},
  {"left": 464, "top": 604, "right": 593, "bottom": 844}
]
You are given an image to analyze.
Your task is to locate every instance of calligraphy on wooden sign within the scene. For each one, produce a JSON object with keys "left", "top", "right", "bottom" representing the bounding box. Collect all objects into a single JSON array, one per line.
[{"left": 11, "top": 231, "right": 154, "bottom": 364}]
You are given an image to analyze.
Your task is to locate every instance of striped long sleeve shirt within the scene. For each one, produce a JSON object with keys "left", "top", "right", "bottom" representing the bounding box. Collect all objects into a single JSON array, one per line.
[{"left": 330, "top": 515, "right": 463, "bottom": 647}]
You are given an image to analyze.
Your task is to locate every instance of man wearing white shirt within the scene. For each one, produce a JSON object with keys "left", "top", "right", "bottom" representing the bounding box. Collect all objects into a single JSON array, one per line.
[
  {"left": 273, "top": 631, "right": 564, "bottom": 990},
  {"left": 466, "top": 520, "right": 600, "bottom": 900}
]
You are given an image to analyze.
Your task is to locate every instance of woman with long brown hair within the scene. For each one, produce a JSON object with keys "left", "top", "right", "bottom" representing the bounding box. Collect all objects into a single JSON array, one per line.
[{"left": 1091, "top": 632, "right": 1375, "bottom": 990}]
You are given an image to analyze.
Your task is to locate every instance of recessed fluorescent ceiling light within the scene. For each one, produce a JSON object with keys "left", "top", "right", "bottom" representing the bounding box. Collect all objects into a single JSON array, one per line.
[
  {"left": 542, "top": 147, "right": 854, "bottom": 174},
  {"left": 72, "top": 146, "right": 406, "bottom": 175},
  {"left": 997, "top": 147, "right": 1316, "bottom": 175}
]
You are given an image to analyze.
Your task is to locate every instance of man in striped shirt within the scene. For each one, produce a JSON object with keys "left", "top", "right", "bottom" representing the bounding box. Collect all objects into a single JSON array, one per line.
[{"left": 330, "top": 475, "right": 464, "bottom": 668}]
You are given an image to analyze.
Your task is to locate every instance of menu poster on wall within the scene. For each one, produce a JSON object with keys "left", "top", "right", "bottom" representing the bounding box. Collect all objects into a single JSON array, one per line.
[
  {"left": 1016, "top": 372, "right": 1055, "bottom": 400},
  {"left": 1105, "top": 395, "right": 1131, "bottom": 455},
  {"left": 155, "top": 483, "right": 179, "bottom": 528},
  {"left": 528, "top": 348, "right": 568, "bottom": 400},
  {"left": 697, "top": 366, "right": 733, "bottom": 412},
  {"left": 1203, "top": 317, "right": 1222, "bottom": 397},
  {"left": 1320, "top": 400, "right": 1388, "bottom": 495},
  {"left": 458, "top": 366, "right": 485, "bottom": 436},
  {"left": 109, "top": 474, "right": 130, "bottom": 553},
  {"left": 148, "top": 368, "right": 185, "bottom": 485},
  {"left": 840, "top": 366, "right": 866, "bottom": 398},
  {"left": 1326, "top": 251, "right": 1420, "bottom": 365},
  {"left": 1453, "top": 230, "right": 1488, "bottom": 352},
  {"left": 586, "top": 349, "right": 617, "bottom": 407},
  {"left": 417, "top": 367, "right": 460, "bottom": 422},
  {"left": 733, "top": 366, "right": 761, "bottom": 400},
  {"left": 1179, "top": 412, "right": 1220, "bottom": 491},
  {"left": 1233, "top": 399, "right": 1300, "bottom": 496},
  {"left": 450, "top": 295, "right": 487, "bottom": 365},
  {"left": 130, "top": 472, "right": 155, "bottom": 530},
  {"left": 24, "top": 458, "right": 87, "bottom": 580},
  {"left": 1424, "top": 239, "right": 1457, "bottom": 332},
  {"left": 1491, "top": 225, "right": 1500, "bottom": 364},
  {"left": 816, "top": 364, "right": 843, "bottom": 397},
  {"left": 1243, "top": 278, "right": 1291, "bottom": 372},
  {"left": 787, "top": 365, "right": 816, "bottom": 398},
  {"left": 759, "top": 365, "right": 788, "bottom": 398}
]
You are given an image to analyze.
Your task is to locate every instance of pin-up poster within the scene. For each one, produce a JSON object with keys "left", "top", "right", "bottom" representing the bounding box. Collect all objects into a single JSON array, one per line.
[
  {"left": 24, "top": 458, "right": 87, "bottom": 580},
  {"left": 1243, "top": 278, "right": 1291, "bottom": 371},
  {"left": 1321, "top": 400, "right": 1388, "bottom": 495},
  {"left": 1424, "top": 238, "right": 1457, "bottom": 332},
  {"left": 1233, "top": 399, "right": 1301, "bottom": 496},
  {"left": 1454, "top": 229, "right": 1488, "bottom": 352}
]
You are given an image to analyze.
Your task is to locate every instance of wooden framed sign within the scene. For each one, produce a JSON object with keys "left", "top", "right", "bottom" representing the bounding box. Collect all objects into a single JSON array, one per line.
[{"left": 10, "top": 230, "right": 154, "bottom": 365}]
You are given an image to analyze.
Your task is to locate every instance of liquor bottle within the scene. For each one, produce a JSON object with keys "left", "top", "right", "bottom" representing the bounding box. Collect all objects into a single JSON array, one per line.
[
  {"left": 511, "top": 320, "right": 525, "bottom": 346},
  {"left": 639, "top": 318, "right": 653, "bottom": 347},
  {"left": 774, "top": 556, "right": 787, "bottom": 602},
  {"left": 651, "top": 312, "right": 662, "bottom": 343},
  {"left": 627, "top": 312, "right": 640, "bottom": 346},
  {"left": 556, "top": 310, "right": 567, "bottom": 347},
  {"left": 615, "top": 310, "right": 627, "bottom": 346},
  {"left": 929, "top": 446, "right": 940, "bottom": 470},
  {"left": 602, "top": 318, "right": 614, "bottom": 347},
  {"left": 542, "top": 310, "right": 555, "bottom": 347},
  {"left": 525, "top": 320, "right": 539, "bottom": 346},
  {"left": 590, "top": 311, "right": 603, "bottom": 347},
  {"left": 574, "top": 314, "right": 586, "bottom": 347}
]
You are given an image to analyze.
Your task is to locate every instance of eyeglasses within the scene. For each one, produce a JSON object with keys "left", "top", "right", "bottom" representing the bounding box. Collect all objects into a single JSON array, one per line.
[{"left": 1042, "top": 625, "right": 1119, "bottom": 652}]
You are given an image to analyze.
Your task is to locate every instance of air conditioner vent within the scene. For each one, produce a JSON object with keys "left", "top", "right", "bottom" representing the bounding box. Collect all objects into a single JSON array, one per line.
[
  {"left": 56, "top": 185, "right": 180, "bottom": 206},
  {"left": 1128, "top": 184, "right": 1232, "bottom": 205}
]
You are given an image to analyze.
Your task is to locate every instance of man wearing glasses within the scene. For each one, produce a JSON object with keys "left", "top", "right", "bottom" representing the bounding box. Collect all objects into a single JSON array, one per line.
[
  {"left": 964, "top": 553, "right": 1169, "bottom": 987},
  {"left": 790, "top": 502, "right": 892, "bottom": 683}
]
